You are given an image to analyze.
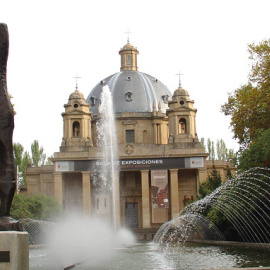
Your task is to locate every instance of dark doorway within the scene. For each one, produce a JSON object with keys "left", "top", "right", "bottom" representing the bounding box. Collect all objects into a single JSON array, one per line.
[{"left": 125, "top": 203, "right": 138, "bottom": 228}]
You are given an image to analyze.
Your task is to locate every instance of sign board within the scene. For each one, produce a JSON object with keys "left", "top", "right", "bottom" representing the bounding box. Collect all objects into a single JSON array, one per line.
[{"left": 54, "top": 157, "right": 205, "bottom": 172}]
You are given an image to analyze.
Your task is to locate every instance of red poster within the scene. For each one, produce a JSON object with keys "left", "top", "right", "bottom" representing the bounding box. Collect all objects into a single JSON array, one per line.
[{"left": 151, "top": 170, "right": 169, "bottom": 208}]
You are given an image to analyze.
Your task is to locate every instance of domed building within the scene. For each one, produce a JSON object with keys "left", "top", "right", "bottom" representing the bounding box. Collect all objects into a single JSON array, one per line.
[{"left": 25, "top": 41, "right": 215, "bottom": 238}]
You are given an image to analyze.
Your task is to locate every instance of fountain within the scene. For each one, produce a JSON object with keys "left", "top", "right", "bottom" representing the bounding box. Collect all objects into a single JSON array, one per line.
[
  {"left": 27, "top": 165, "right": 270, "bottom": 269},
  {"left": 25, "top": 88, "right": 270, "bottom": 269},
  {"left": 154, "top": 167, "right": 270, "bottom": 249},
  {"left": 93, "top": 85, "right": 120, "bottom": 231},
  {"left": 26, "top": 85, "right": 135, "bottom": 269}
]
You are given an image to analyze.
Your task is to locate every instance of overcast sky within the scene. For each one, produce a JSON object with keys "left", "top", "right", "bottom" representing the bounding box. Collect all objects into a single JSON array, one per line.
[{"left": 1, "top": 0, "right": 270, "bottom": 157}]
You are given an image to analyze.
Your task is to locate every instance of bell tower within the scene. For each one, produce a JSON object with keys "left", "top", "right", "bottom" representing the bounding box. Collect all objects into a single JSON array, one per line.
[
  {"left": 61, "top": 87, "right": 93, "bottom": 151},
  {"left": 167, "top": 86, "right": 198, "bottom": 144}
]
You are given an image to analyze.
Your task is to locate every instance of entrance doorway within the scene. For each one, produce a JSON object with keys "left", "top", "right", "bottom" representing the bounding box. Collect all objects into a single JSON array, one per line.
[{"left": 125, "top": 203, "right": 138, "bottom": 228}]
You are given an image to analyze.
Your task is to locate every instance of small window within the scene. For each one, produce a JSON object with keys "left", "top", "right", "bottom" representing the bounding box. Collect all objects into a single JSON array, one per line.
[
  {"left": 74, "top": 103, "right": 78, "bottom": 108},
  {"left": 90, "top": 97, "right": 96, "bottom": 106},
  {"left": 125, "top": 91, "right": 133, "bottom": 102},
  {"left": 127, "top": 55, "right": 131, "bottom": 64},
  {"left": 126, "top": 130, "right": 135, "bottom": 143},
  {"left": 126, "top": 76, "right": 131, "bottom": 81},
  {"left": 180, "top": 100, "right": 185, "bottom": 105},
  {"left": 162, "top": 95, "right": 169, "bottom": 104},
  {"left": 73, "top": 121, "right": 80, "bottom": 137}
]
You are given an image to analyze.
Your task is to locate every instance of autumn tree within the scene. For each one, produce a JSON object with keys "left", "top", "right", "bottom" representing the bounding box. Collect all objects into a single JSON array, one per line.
[{"left": 221, "top": 39, "right": 270, "bottom": 147}]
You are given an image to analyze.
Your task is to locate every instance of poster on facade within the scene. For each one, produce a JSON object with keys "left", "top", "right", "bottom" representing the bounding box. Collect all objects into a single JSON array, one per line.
[
  {"left": 185, "top": 157, "right": 204, "bottom": 168},
  {"left": 151, "top": 170, "right": 169, "bottom": 208},
  {"left": 54, "top": 161, "right": 74, "bottom": 172}
]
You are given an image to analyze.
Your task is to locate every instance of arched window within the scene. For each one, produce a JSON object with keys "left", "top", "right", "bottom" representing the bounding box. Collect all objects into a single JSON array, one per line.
[
  {"left": 125, "top": 91, "right": 133, "bottom": 102},
  {"left": 127, "top": 55, "right": 131, "bottom": 64},
  {"left": 179, "top": 118, "right": 187, "bottom": 134},
  {"left": 73, "top": 121, "right": 80, "bottom": 137},
  {"left": 90, "top": 97, "right": 95, "bottom": 106}
]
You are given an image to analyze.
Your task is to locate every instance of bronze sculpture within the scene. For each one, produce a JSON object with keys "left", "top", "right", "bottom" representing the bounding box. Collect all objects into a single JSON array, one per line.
[{"left": 0, "top": 23, "right": 22, "bottom": 231}]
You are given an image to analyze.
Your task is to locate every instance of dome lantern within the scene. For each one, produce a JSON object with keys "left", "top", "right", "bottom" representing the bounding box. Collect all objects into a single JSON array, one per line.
[{"left": 119, "top": 42, "right": 139, "bottom": 71}]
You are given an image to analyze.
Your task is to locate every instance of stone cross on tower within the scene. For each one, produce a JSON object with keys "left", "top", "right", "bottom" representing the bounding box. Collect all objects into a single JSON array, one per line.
[
  {"left": 125, "top": 28, "right": 132, "bottom": 43},
  {"left": 73, "top": 74, "right": 81, "bottom": 90},
  {"left": 175, "top": 70, "right": 183, "bottom": 88}
]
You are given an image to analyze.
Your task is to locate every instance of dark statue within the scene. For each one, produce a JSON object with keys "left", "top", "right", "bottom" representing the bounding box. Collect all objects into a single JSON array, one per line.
[{"left": 0, "top": 23, "right": 22, "bottom": 231}]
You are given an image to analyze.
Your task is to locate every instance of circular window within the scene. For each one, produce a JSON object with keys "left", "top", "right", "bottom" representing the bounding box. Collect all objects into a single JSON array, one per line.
[
  {"left": 74, "top": 104, "right": 78, "bottom": 108},
  {"left": 180, "top": 100, "right": 185, "bottom": 105}
]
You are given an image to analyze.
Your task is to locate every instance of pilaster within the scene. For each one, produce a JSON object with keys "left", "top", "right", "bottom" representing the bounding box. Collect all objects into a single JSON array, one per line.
[
  {"left": 170, "top": 169, "right": 180, "bottom": 218},
  {"left": 141, "top": 170, "right": 150, "bottom": 228},
  {"left": 82, "top": 172, "right": 91, "bottom": 215},
  {"left": 54, "top": 172, "right": 63, "bottom": 206}
]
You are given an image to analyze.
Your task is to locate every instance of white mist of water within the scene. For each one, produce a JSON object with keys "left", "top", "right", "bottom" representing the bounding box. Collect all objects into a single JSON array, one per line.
[
  {"left": 43, "top": 86, "right": 135, "bottom": 268},
  {"left": 96, "top": 85, "right": 119, "bottom": 231},
  {"left": 46, "top": 215, "right": 136, "bottom": 268}
]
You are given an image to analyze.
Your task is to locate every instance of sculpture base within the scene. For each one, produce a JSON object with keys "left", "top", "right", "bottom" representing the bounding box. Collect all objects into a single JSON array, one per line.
[
  {"left": 0, "top": 216, "right": 23, "bottom": 231},
  {"left": 0, "top": 231, "right": 29, "bottom": 269}
]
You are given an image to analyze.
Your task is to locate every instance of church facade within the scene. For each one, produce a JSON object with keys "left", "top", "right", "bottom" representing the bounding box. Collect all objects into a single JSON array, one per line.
[{"left": 25, "top": 42, "right": 234, "bottom": 231}]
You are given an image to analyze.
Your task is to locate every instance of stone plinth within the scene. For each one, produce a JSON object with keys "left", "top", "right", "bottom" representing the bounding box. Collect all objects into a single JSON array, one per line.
[{"left": 0, "top": 232, "right": 29, "bottom": 270}]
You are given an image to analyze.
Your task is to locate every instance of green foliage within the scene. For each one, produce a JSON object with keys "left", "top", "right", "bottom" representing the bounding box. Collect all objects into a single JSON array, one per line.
[
  {"left": 207, "top": 207, "right": 241, "bottom": 241},
  {"left": 10, "top": 194, "right": 62, "bottom": 221},
  {"left": 8, "top": 93, "right": 16, "bottom": 114},
  {"left": 13, "top": 143, "right": 31, "bottom": 186},
  {"left": 238, "top": 128, "right": 270, "bottom": 171},
  {"left": 221, "top": 39, "right": 270, "bottom": 147},
  {"left": 200, "top": 137, "right": 205, "bottom": 149},
  {"left": 10, "top": 194, "right": 33, "bottom": 219},
  {"left": 225, "top": 165, "right": 233, "bottom": 180},
  {"left": 200, "top": 137, "right": 237, "bottom": 162},
  {"left": 13, "top": 140, "right": 51, "bottom": 186},
  {"left": 31, "top": 140, "right": 46, "bottom": 167},
  {"left": 199, "top": 164, "right": 222, "bottom": 198}
]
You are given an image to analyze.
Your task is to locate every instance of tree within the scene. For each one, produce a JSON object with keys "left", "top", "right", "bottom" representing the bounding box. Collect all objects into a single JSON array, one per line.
[
  {"left": 201, "top": 137, "right": 237, "bottom": 162},
  {"left": 13, "top": 140, "right": 50, "bottom": 186},
  {"left": 200, "top": 137, "right": 205, "bottom": 149},
  {"left": 13, "top": 143, "right": 31, "bottom": 186},
  {"left": 199, "top": 164, "right": 222, "bottom": 198},
  {"left": 216, "top": 139, "right": 227, "bottom": 161},
  {"left": 31, "top": 140, "right": 46, "bottom": 167},
  {"left": 13, "top": 143, "right": 24, "bottom": 168},
  {"left": 10, "top": 194, "right": 62, "bottom": 221},
  {"left": 221, "top": 39, "right": 270, "bottom": 147},
  {"left": 238, "top": 128, "right": 270, "bottom": 171},
  {"left": 207, "top": 138, "right": 215, "bottom": 160}
]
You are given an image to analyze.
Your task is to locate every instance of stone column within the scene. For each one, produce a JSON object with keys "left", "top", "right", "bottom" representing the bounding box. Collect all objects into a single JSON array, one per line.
[
  {"left": 169, "top": 169, "right": 179, "bottom": 218},
  {"left": 197, "top": 168, "right": 207, "bottom": 195},
  {"left": 54, "top": 172, "right": 63, "bottom": 206},
  {"left": 113, "top": 171, "right": 121, "bottom": 229},
  {"left": 141, "top": 170, "right": 150, "bottom": 228},
  {"left": 82, "top": 172, "right": 91, "bottom": 215},
  {"left": 153, "top": 123, "right": 157, "bottom": 144}
]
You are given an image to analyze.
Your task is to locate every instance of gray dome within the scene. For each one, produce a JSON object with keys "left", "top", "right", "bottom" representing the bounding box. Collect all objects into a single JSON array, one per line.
[{"left": 86, "top": 70, "right": 172, "bottom": 115}]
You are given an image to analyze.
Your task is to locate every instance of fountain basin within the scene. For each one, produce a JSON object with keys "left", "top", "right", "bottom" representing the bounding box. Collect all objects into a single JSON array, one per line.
[{"left": 29, "top": 242, "right": 270, "bottom": 270}]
